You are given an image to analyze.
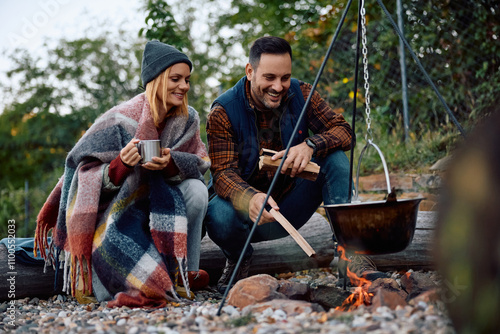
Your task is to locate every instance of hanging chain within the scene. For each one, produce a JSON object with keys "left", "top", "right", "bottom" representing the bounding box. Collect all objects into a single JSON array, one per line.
[{"left": 360, "top": 0, "right": 373, "bottom": 141}]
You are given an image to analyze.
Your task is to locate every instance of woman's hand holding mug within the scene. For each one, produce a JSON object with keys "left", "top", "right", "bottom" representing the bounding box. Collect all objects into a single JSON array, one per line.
[
  {"left": 120, "top": 138, "right": 169, "bottom": 170},
  {"left": 120, "top": 138, "right": 142, "bottom": 167},
  {"left": 143, "top": 148, "right": 171, "bottom": 171}
]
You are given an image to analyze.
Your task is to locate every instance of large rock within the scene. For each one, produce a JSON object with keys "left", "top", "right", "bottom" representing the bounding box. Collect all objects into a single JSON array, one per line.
[
  {"left": 277, "top": 280, "right": 310, "bottom": 301},
  {"left": 368, "top": 278, "right": 408, "bottom": 301},
  {"left": 400, "top": 271, "right": 438, "bottom": 299},
  {"left": 226, "top": 274, "right": 286, "bottom": 309},
  {"left": 370, "top": 288, "right": 407, "bottom": 310}
]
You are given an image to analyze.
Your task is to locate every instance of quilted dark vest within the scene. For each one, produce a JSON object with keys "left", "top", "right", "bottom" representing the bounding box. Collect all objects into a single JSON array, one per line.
[{"left": 212, "top": 76, "right": 308, "bottom": 180}]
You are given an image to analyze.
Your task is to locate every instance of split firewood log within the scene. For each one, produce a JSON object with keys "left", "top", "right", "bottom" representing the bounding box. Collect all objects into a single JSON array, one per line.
[{"left": 258, "top": 148, "right": 320, "bottom": 181}]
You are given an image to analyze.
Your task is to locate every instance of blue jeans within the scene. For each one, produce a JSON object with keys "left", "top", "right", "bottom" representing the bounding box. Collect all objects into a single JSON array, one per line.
[{"left": 204, "top": 150, "right": 350, "bottom": 261}]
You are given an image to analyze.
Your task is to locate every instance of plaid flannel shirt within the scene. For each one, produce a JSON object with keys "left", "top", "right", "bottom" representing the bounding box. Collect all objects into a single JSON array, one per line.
[{"left": 206, "top": 79, "right": 352, "bottom": 213}]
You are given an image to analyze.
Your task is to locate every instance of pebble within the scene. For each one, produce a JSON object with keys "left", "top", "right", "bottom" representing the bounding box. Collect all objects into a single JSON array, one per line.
[
  {"left": 117, "top": 318, "right": 127, "bottom": 326},
  {"left": 0, "top": 269, "right": 456, "bottom": 333}
]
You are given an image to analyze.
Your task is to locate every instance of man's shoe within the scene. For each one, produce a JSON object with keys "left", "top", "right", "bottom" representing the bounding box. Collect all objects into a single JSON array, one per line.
[
  {"left": 338, "top": 254, "right": 388, "bottom": 285},
  {"left": 217, "top": 257, "right": 251, "bottom": 293}
]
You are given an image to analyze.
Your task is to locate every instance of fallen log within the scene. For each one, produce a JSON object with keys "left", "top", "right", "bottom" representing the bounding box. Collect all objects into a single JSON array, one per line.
[
  {"left": 371, "top": 211, "right": 436, "bottom": 271},
  {"left": 0, "top": 212, "right": 437, "bottom": 300},
  {"left": 200, "top": 211, "right": 437, "bottom": 281}
]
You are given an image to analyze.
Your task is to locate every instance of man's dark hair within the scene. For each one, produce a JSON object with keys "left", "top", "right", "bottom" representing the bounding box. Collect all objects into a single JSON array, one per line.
[{"left": 249, "top": 36, "right": 292, "bottom": 69}]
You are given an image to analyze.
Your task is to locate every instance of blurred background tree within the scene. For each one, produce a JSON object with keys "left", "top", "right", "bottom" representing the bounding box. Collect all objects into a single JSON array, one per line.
[
  {"left": 0, "top": 31, "right": 142, "bottom": 235},
  {"left": 1, "top": 32, "right": 142, "bottom": 190},
  {"left": 0, "top": 0, "right": 498, "bottom": 236}
]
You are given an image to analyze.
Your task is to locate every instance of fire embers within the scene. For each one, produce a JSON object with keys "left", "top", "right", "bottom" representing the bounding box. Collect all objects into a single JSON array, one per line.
[{"left": 335, "top": 276, "right": 374, "bottom": 311}]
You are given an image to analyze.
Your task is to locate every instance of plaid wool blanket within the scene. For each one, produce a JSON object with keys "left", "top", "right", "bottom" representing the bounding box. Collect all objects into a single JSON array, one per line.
[{"left": 35, "top": 93, "right": 210, "bottom": 307}]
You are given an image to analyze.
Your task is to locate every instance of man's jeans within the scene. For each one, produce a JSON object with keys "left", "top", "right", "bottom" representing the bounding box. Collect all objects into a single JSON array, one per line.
[{"left": 204, "top": 150, "right": 350, "bottom": 261}]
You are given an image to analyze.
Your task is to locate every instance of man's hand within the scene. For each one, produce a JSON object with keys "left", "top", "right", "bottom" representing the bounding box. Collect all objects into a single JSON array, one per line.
[
  {"left": 271, "top": 142, "right": 314, "bottom": 178},
  {"left": 249, "top": 193, "right": 279, "bottom": 225}
]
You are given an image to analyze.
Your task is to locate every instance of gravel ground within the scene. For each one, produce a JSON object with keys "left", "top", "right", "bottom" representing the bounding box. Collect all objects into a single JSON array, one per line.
[{"left": 0, "top": 268, "right": 456, "bottom": 334}]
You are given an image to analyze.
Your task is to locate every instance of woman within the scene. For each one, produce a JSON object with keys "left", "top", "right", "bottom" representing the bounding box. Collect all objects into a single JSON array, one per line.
[{"left": 35, "top": 40, "right": 210, "bottom": 307}]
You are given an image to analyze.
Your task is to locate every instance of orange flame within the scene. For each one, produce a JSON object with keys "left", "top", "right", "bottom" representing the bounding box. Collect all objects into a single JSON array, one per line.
[{"left": 335, "top": 245, "right": 374, "bottom": 311}]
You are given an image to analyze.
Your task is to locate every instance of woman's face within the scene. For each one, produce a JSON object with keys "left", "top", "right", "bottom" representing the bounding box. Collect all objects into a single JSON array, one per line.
[{"left": 156, "top": 62, "right": 191, "bottom": 115}]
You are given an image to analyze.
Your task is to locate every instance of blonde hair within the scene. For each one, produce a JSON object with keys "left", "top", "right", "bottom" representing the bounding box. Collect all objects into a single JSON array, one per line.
[{"left": 145, "top": 67, "right": 189, "bottom": 127}]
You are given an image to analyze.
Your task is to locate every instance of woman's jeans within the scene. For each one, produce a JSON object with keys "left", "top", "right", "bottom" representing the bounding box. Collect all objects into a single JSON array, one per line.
[
  {"left": 176, "top": 178, "right": 208, "bottom": 271},
  {"left": 204, "top": 150, "right": 350, "bottom": 261}
]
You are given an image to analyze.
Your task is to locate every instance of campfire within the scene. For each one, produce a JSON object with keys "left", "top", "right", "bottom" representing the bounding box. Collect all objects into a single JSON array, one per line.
[
  {"left": 225, "top": 267, "right": 442, "bottom": 314},
  {"left": 335, "top": 245, "right": 375, "bottom": 311}
]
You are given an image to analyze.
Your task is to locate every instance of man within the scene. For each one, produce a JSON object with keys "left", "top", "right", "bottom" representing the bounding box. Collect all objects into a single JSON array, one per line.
[{"left": 205, "top": 36, "right": 379, "bottom": 292}]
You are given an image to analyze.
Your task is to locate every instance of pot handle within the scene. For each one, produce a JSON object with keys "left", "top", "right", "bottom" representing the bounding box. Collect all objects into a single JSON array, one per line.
[{"left": 353, "top": 139, "right": 392, "bottom": 202}]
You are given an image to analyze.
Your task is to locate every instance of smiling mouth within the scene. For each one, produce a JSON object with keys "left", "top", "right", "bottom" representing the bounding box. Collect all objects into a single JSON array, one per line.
[
  {"left": 173, "top": 93, "right": 184, "bottom": 99},
  {"left": 267, "top": 91, "right": 280, "bottom": 98}
]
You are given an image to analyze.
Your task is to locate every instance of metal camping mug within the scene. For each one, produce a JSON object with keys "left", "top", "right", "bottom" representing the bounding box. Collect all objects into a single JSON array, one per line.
[{"left": 135, "top": 140, "right": 162, "bottom": 163}]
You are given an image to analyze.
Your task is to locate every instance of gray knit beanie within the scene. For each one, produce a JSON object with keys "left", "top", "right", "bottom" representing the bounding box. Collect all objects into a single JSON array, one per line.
[{"left": 141, "top": 40, "right": 193, "bottom": 87}]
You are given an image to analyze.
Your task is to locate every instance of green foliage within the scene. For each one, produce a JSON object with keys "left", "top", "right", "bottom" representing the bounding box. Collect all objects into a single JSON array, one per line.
[
  {"left": 401, "top": 0, "right": 500, "bottom": 127},
  {"left": 0, "top": 32, "right": 142, "bottom": 190},
  {"left": 0, "top": 32, "right": 143, "bottom": 231},
  {"left": 0, "top": 184, "right": 26, "bottom": 237},
  {"left": 353, "top": 125, "right": 462, "bottom": 176},
  {"left": 0, "top": 167, "right": 62, "bottom": 237},
  {"left": 139, "top": 0, "right": 191, "bottom": 51},
  {"left": 0, "top": 105, "right": 73, "bottom": 189}
]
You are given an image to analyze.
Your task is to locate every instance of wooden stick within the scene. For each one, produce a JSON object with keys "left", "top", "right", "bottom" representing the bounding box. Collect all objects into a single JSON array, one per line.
[{"left": 269, "top": 209, "right": 316, "bottom": 257}]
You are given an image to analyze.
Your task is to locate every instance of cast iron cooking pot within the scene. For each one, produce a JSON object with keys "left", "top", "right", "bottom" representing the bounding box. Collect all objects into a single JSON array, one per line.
[
  {"left": 323, "top": 140, "right": 424, "bottom": 255},
  {"left": 323, "top": 196, "right": 423, "bottom": 255}
]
